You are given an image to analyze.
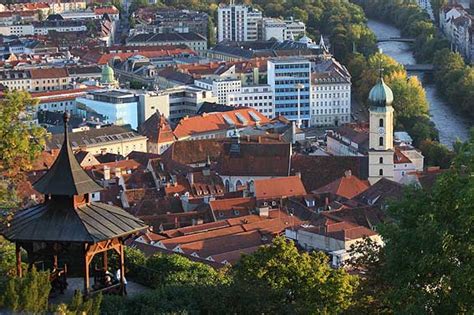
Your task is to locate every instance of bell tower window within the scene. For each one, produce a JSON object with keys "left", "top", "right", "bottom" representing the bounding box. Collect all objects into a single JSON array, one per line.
[
  {"left": 379, "top": 118, "right": 384, "bottom": 127},
  {"left": 379, "top": 169, "right": 384, "bottom": 176},
  {"left": 379, "top": 157, "right": 383, "bottom": 164},
  {"left": 379, "top": 137, "right": 384, "bottom": 146}
]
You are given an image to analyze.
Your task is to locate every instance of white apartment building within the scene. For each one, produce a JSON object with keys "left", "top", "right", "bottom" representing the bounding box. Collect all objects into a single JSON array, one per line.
[
  {"left": 33, "top": 20, "right": 87, "bottom": 35},
  {"left": 0, "top": 24, "right": 34, "bottom": 36},
  {"left": 195, "top": 78, "right": 241, "bottom": 104},
  {"left": 163, "top": 85, "right": 218, "bottom": 122},
  {"left": 283, "top": 18, "right": 306, "bottom": 40},
  {"left": 262, "top": 18, "right": 306, "bottom": 41},
  {"left": 310, "top": 58, "right": 352, "bottom": 126},
  {"left": 227, "top": 85, "right": 274, "bottom": 118},
  {"left": 217, "top": 4, "right": 262, "bottom": 42}
]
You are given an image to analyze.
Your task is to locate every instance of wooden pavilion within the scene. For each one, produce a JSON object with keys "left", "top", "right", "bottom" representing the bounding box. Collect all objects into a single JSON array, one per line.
[{"left": 1, "top": 112, "right": 148, "bottom": 296}]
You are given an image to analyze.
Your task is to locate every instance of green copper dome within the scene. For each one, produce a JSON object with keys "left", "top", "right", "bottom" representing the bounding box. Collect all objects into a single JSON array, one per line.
[
  {"left": 368, "top": 77, "right": 393, "bottom": 107},
  {"left": 101, "top": 64, "right": 115, "bottom": 84}
]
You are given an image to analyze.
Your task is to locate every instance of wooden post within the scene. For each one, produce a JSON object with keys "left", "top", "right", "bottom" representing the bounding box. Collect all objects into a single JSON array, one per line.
[
  {"left": 83, "top": 244, "right": 90, "bottom": 296},
  {"left": 15, "top": 243, "right": 22, "bottom": 277},
  {"left": 119, "top": 241, "right": 125, "bottom": 296},
  {"left": 103, "top": 251, "right": 108, "bottom": 271},
  {"left": 53, "top": 255, "right": 58, "bottom": 269}
]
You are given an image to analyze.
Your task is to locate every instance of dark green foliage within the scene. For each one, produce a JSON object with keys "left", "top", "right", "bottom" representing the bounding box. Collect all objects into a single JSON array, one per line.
[
  {"left": 347, "top": 132, "right": 474, "bottom": 313},
  {"left": 101, "top": 237, "right": 358, "bottom": 314},
  {"left": 1, "top": 266, "right": 51, "bottom": 313},
  {"left": 420, "top": 139, "right": 455, "bottom": 168}
]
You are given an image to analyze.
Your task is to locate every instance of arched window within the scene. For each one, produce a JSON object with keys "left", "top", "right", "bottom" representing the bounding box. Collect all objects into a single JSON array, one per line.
[
  {"left": 225, "top": 179, "right": 230, "bottom": 192},
  {"left": 379, "top": 157, "right": 383, "bottom": 164},
  {"left": 379, "top": 137, "right": 384, "bottom": 146},
  {"left": 379, "top": 169, "right": 384, "bottom": 176},
  {"left": 235, "top": 180, "right": 243, "bottom": 190},
  {"left": 379, "top": 118, "right": 384, "bottom": 127}
]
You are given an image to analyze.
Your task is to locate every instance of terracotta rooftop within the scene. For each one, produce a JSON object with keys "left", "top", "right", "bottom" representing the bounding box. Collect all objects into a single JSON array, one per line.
[
  {"left": 139, "top": 112, "right": 175, "bottom": 144},
  {"left": 253, "top": 176, "right": 307, "bottom": 199},
  {"left": 313, "top": 170, "right": 369, "bottom": 199},
  {"left": 209, "top": 197, "right": 255, "bottom": 220},
  {"left": 29, "top": 68, "right": 68, "bottom": 79},
  {"left": 173, "top": 108, "right": 270, "bottom": 139},
  {"left": 394, "top": 148, "right": 412, "bottom": 164}
]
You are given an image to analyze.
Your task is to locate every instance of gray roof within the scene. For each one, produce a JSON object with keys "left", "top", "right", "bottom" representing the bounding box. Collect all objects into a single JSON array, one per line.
[
  {"left": 127, "top": 32, "right": 206, "bottom": 44},
  {"left": 2, "top": 201, "right": 147, "bottom": 243},
  {"left": 46, "top": 126, "right": 145, "bottom": 150}
]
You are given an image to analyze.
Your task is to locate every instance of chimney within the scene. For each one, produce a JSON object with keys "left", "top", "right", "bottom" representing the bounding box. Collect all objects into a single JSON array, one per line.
[
  {"left": 295, "top": 171, "right": 301, "bottom": 179},
  {"left": 344, "top": 170, "right": 352, "bottom": 178},
  {"left": 104, "top": 165, "right": 110, "bottom": 180}
]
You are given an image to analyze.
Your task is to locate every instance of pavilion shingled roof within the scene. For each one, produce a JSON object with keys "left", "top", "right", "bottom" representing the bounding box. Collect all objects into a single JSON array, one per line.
[
  {"left": 33, "top": 113, "right": 103, "bottom": 196},
  {"left": 1, "top": 112, "right": 148, "bottom": 243}
]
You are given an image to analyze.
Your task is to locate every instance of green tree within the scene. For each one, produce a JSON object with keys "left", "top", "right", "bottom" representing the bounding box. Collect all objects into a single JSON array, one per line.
[
  {"left": 0, "top": 90, "right": 46, "bottom": 209},
  {"left": 231, "top": 237, "right": 358, "bottom": 314},
  {"left": 378, "top": 133, "right": 474, "bottom": 313},
  {"left": 420, "top": 139, "right": 454, "bottom": 168},
  {"left": 1, "top": 267, "right": 51, "bottom": 312}
]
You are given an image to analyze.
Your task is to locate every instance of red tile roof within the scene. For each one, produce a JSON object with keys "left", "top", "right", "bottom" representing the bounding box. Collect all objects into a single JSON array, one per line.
[
  {"left": 139, "top": 112, "right": 175, "bottom": 144},
  {"left": 394, "top": 148, "right": 412, "bottom": 164},
  {"left": 94, "top": 6, "right": 119, "bottom": 15},
  {"left": 29, "top": 68, "right": 68, "bottom": 79},
  {"left": 253, "top": 176, "right": 307, "bottom": 199},
  {"left": 209, "top": 197, "right": 255, "bottom": 219},
  {"left": 173, "top": 108, "right": 270, "bottom": 139},
  {"left": 313, "top": 170, "right": 369, "bottom": 199}
]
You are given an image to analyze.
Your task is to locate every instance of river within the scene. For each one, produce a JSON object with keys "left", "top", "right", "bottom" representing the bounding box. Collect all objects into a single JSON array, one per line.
[{"left": 367, "top": 19, "right": 471, "bottom": 147}]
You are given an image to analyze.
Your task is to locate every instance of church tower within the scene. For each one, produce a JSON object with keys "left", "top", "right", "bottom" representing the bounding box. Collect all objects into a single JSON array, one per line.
[{"left": 368, "top": 69, "right": 395, "bottom": 184}]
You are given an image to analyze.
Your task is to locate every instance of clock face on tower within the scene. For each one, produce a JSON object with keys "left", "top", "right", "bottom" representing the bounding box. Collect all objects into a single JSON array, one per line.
[{"left": 378, "top": 127, "right": 385, "bottom": 134}]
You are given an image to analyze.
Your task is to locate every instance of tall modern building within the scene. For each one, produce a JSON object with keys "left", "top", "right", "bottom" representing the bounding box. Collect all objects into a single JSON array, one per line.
[
  {"left": 217, "top": 3, "right": 262, "bottom": 42},
  {"left": 267, "top": 58, "right": 311, "bottom": 127}
]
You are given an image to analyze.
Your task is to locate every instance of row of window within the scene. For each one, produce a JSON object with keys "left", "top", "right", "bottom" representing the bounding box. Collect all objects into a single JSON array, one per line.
[
  {"left": 314, "top": 100, "right": 350, "bottom": 107},
  {"left": 229, "top": 95, "right": 272, "bottom": 101},
  {"left": 313, "top": 115, "right": 350, "bottom": 123},
  {"left": 275, "top": 103, "right": 310, "bottom": 108},
  {"left": 313, "top": 108, "right": 350, "bottom": 115},
  {"left": 275, "top": 79, "right": 310, "bottom": 85},
  {"left": 314, "top": 92, "right": 350, "bottom": 99},
  {"left": 274, "top": 63, "right": 310, "bottom": 70},
  {"left": 275, "top": 87, "right": 309, "bottom": 93},
  {"left": 275, "top": 95, "right": 310, "bottom": 101},
  {"left": 314, "top": 85, "right": 350, "bottom": 91},
  {"left": 275, "top": 110, "right": 310, "bottom": 116}
]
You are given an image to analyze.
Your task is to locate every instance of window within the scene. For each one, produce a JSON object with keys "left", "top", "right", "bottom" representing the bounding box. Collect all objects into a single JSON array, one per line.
[
  {"left": 379, "top": 157, "right": 383, "bottom": 164},
  {"left": 379, "top": 118, "right": 384, "bottom": 127},
  {"left": 379, "top": 169, "right": 383, "bottom": 176},
  {"left": 379, "top": 137, "right": 384, "bottom": 146}
]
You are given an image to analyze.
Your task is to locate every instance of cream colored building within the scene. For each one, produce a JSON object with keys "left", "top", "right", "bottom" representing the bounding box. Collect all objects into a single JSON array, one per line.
[{"left": 46, "top": 125, "right": 147, "bottom": 156}]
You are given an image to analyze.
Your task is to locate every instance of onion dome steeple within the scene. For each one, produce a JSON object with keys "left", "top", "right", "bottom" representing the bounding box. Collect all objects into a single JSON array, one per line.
[
  {"left": 33, "top": 112, "right": 102, "bottom": 196},
  {"left": 368, "top": 62, "right": 394, "bottom": 108},
  {"left": 100, "top": 64, "right": 115, "bottom": 85}
]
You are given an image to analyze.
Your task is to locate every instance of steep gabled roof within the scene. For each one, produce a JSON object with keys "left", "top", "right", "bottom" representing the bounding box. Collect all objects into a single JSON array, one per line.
[
  {"left": 139, "top": 111, "right": 175, "bottom": 144},
  {"left": 313, "top": 171, "right": 369, "bottom": 199},
  {"left": 33, "top": 113, "right": 102, "bottom": 196}
]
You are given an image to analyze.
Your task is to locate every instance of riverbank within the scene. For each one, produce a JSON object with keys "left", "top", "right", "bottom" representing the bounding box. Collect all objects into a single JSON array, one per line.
[{"left": 367, "top": 19, "right": 470, "bottom": 147}]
